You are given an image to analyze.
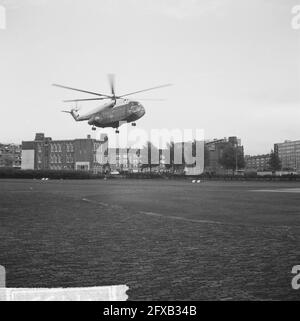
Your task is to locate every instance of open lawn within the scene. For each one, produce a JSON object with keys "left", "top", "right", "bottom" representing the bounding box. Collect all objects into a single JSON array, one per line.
[{"left": 0, "top": 179, "right": 299, "bottom": 300}]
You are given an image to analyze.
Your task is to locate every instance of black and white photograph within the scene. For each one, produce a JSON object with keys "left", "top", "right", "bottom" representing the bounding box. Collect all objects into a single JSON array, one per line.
[{"left": 0, "top": 0, "right": 299, "bottom": 309}]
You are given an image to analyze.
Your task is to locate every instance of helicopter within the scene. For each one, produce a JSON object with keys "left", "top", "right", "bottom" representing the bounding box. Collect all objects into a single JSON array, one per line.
[{"left": 53, "top": 75, "right": 171, "bottom": 133}]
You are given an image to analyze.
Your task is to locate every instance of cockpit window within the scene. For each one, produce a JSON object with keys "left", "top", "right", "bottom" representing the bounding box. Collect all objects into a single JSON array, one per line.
[{"left": 130, "top": 103, "right": 139, "bottom": 112}]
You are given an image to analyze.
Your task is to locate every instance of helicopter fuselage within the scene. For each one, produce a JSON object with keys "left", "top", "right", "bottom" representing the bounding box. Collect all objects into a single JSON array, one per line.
[{"left": 74, "top": 99, "right": 145, "bottom": 128}]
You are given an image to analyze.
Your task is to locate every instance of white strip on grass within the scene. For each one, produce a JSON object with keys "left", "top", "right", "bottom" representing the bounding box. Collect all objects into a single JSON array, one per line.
[{"left": 251, "top": 188, "right": 300, "bottom": 193}]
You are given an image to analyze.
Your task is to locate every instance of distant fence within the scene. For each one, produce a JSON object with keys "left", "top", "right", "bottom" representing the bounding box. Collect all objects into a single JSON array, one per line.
[
  {"left": 0, "top": 168, "right": 104, "bottom": 180},
  {"left": 106, "top": 173, "right": 300, "bottom": 181},
  {"left": 1, "top": 168, "right": 300, "bottom": 181},
  {"left": 122, "top": 173, "right": 300, "bottom": 181}
]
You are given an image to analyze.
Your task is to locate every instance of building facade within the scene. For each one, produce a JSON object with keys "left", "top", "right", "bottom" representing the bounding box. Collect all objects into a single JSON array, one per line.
[
  {"left": 244, "top": 154, "right": 271, "bottom": 172},
  {"left": 204, "top": 136, "right": 244, "bottom": 174},
  {"left": 274, "top": 140, "right": 300, "bottom": 172},
  {"left": 21, "top": 133, "right": 245, "bottom": 175},
  {"left": 104, "top": 147, "right": 167, "bottom": 173},
  {"left": 21, "top": 133, "right": 108, "bottom": 172},
  {"left": 104, "top": 148, "right": 141, "bottom": 173}
]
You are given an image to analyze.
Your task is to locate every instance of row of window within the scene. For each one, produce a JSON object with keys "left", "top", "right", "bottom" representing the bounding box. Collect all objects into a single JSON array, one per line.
[
  {"left": 50, "top": 143, "right": 74, "bottom": 153},
  {"left": 247, "top": 158, "right": 269, "bottom": 161},
  {"left": 278, "top": 147, "right": 300, "bottom": 152},
  {"left": 278, "top": 153, "right": 300, "bottom": 157},
  {"left": 44, "top": 143, "right": 74, "bottom": 153},
  {"left": 281, "top": 157, "right": 300, "bottom": 161},
  {"left": 37, "top": 143, "right": 75, "bottom": 153},
  {"left": 247, "top": 162, "right": 269, "bottom": 166},
  {"left": 49, "top": 154, "right": 74, "bottom": 164},
  {"left": 247, "top": 159, "right": 269, "bottom": 161}
]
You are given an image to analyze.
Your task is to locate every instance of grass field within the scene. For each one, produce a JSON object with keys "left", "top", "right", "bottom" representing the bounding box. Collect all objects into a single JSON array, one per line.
[{"left": 0, "top": 178, "right": 299, "bottom": 300}]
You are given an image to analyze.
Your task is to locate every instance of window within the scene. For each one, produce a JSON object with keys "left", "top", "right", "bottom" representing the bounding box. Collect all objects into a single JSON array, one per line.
[
  {"left": 66, "top": 143, "right": 72, "bottom": 152},
  {"left": 66, "top": 154, "right": 73, "bottom": 163}
]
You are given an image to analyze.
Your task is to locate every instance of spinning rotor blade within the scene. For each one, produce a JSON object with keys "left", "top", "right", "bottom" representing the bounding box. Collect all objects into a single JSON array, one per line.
[
  {"left": 108, "top": 74, "right": 116, "bottom": 97},
  {"left": 130, "top": 98, "right": 166, "bottom": 101},
  {"left": 63, "top": 97, "right": 109, "bottom": 102},
  {"left": 52, "top": 83, "right": 112, "bottom": 98},
  {"left": 119, "top": 84, "right": 172, "bottom": 98}
]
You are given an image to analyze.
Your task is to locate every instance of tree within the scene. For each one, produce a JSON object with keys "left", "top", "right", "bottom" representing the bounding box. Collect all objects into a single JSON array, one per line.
[
  {"left": 3, "top": 155, "right": 13, "bottom": 167},
  {"left": 219, "top": 145, "right": 245, "bottom": 173},
  {"left": 204, "top": 144, "right": 210, "bottom": 168},
  {"left": 268, "top": 150, "right": 281, "bottom": 171},
  {"left": 103, "top": 163, "right": 111, "bottom": 175}
]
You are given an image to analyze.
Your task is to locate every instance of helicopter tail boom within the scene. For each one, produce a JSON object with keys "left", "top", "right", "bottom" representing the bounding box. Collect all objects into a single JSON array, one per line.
[{"left": 61, "top": 109, "right": 79, "bottom": 121}]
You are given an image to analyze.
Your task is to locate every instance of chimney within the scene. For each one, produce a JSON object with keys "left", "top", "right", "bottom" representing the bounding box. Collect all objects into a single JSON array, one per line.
[{"left": 35, "top": 133, "right": 45, "bottom": 141}]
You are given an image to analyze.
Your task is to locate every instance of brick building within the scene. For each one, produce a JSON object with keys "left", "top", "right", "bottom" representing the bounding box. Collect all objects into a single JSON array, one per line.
[
  {"left": 244, "top": 154, "right": 271, "bottom": 172},
  {"left": 21, "top": 133, "right": 108, "bottom": 173},
  {"left": 204, "top": 136, "right": 244, "bottom": 174}
]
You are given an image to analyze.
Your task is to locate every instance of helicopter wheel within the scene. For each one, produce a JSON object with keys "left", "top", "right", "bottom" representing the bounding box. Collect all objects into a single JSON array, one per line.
[
  {"left": 131, "top": 122, "right": 136, "bottom": 127},
  {"left": 92, "top": 126, "right": 96, "bottom": 131},
  {"left": 115, "top": 129, "right": 119, "bottom": 134}
]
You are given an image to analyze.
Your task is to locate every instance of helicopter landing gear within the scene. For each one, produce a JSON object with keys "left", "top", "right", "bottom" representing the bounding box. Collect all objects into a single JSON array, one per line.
[
  {"left": 115, "top": 129, "right": 119, "bottom": 134},
  {"left": 92, "top": 126, "right": 96, "bottom": 131},
  {"left": 131, "top": 122, "right": 136, "bottom": 127}
]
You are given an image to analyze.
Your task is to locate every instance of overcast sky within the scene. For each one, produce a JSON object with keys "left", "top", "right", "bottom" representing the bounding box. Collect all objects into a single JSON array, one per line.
[{"left": 0, "top": 0, "right": 299, "bottom": 154}]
